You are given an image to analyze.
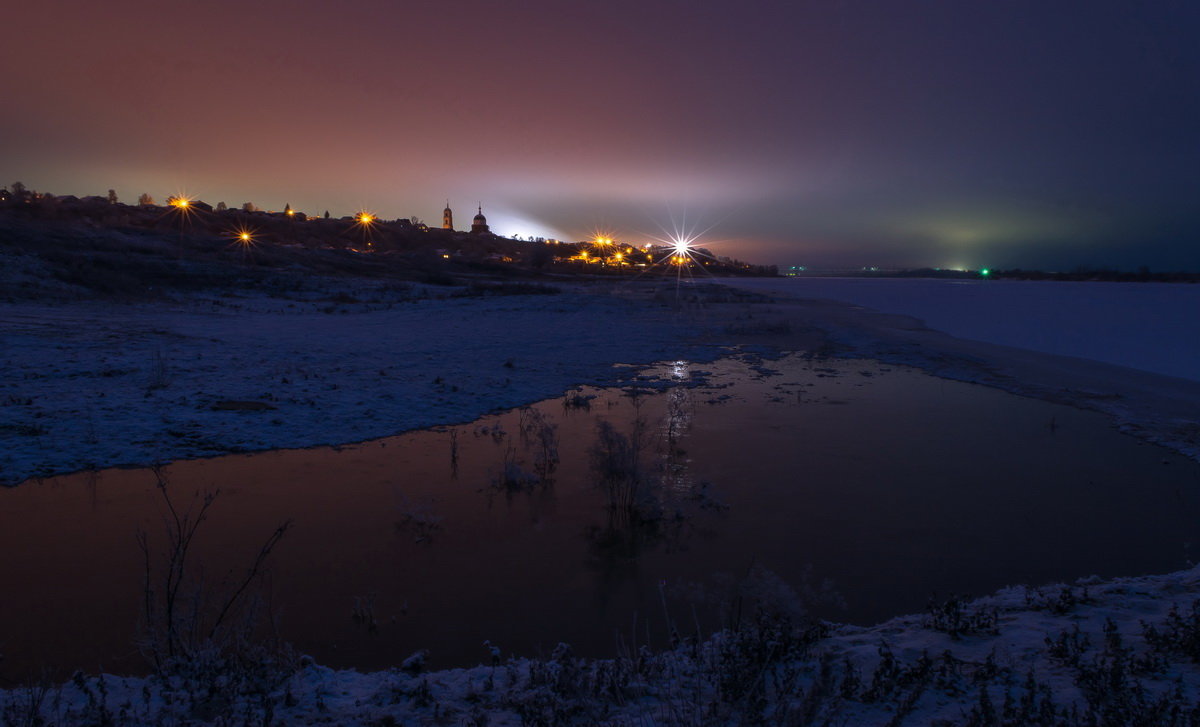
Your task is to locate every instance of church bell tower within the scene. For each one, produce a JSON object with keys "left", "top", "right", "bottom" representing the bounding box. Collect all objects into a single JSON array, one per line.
[{"left": 442, "top": 201, "right": 453, "bottom": 231}]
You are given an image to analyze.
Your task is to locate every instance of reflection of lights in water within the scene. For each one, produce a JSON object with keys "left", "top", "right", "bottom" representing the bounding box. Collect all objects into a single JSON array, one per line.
[
  {"left": 661, "top": 460, "right": 695, "bottom": 495},
  {"left": 665, "top": 388, "right": 693, "bottom": 440},
  {"left": 661, "top": 367, "right": 695, "bottom": 494}
]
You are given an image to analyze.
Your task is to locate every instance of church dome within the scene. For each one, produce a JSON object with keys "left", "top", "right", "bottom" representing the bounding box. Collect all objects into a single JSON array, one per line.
[{"left": 470, "top": 205, "right": 490, "bottom": 234}]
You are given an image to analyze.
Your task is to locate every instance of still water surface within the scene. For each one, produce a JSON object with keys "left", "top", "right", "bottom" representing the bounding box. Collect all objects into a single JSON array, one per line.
[{"left": 3, "top": 351, "right": 1199, "bottom": 679}]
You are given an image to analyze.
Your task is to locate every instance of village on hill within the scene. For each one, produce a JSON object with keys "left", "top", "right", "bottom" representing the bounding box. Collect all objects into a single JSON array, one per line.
[{"left": 0, "top": 182, "right": 778, "bottom": 279}]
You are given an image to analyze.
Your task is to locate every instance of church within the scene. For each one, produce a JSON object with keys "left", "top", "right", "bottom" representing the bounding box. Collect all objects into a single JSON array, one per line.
[{"left": 442, "top": 202, "right": 490, "bottom": 235}]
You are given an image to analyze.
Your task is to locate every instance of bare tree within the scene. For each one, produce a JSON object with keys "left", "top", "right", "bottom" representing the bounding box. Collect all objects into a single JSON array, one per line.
[
  {"left": 136, "top": 466, "right": 292, "bottom": 672},
  {"left": 216, "top": 201, "right": 228, "bottom": 212},
  {"left": 138, "top": 193, "right": 155, "bottom": 206},
  {"left": 107, "top": 189, "right": 118, "bottom": 205}
]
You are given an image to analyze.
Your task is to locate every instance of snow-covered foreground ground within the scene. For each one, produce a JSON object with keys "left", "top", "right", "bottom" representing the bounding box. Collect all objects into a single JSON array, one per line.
[
  {"left": 8, "top": 566, "right": 1200, "bottom": 724},
  {"left": 0, "top": 285, "right": 715, "bottom": 486},
  {"left": 728, "top": 277, "right": 1200, "bottom": 382},
  {"left": 5, "top": 276, "right": 1200, "bottom": 724}
]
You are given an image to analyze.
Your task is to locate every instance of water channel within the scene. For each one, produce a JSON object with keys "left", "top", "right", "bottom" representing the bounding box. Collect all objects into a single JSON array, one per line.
[{"left": 3, "top": 350, "right": 1199, "bottom": 680}]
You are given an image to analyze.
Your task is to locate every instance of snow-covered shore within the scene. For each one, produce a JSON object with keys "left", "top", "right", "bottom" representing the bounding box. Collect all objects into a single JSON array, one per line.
[
  {"left": 6, "top": 275, "right": 1200, "bottom": 724},
  {"left": 0, "top": 283, "right": 717, "bottom": 486},
  {"left": 723, "top": 277, "right": 1200, "bottom": 464},
  {"left": 9, "top": 566, "right": 1200, "bottom": 724},
  {"left": 6, "top": 275, "right": 1199, "bottom": 485}
]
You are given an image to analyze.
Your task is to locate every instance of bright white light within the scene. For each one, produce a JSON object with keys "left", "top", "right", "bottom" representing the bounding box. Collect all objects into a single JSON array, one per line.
[
  {"left": 483, "top": 207, "right": 567, "bottom": 241},
  {"left": 638, "top": 210, "right": 728, "bottom": 274}
]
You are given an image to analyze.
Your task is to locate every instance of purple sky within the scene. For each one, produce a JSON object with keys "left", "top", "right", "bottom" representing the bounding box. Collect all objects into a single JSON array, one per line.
[{"left": 3, "top": 0, "right": 1199, "bottom": 270}]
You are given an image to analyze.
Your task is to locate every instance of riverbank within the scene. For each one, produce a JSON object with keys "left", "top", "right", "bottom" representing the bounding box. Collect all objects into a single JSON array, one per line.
[
  {"left": 0, "top": 281, "right": 738, "bottom": 486},
  {"left": 7, "top": 565, "right": 1200, "bottom": 724},
  {"left": 721, "top": 277, "right": 1200, "bottom": 464},
  {"left": 7, "top": 276, "right": 1198, "bottom": 487},
  {"left": 5, "top": 276, "right": 1200, "bottom": 724}
]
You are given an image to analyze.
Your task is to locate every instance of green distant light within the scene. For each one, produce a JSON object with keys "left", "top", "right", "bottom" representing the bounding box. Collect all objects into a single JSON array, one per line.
[{"left": 980, "top": 268, "right": 990, "bottom": 277}]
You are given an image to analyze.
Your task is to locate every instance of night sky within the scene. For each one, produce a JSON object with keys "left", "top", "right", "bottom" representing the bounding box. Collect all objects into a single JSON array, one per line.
[{"left": 4, "top": 0, "right": 1199, "bottom": 270}]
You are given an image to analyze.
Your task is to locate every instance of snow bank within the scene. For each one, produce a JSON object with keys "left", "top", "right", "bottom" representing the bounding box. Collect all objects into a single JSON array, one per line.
[
  {"left": 7, "top": 566, "right": 1200, "bottom": 725},
  {"left": 0, "top": 286, "right": 712, "bottom": 486}
]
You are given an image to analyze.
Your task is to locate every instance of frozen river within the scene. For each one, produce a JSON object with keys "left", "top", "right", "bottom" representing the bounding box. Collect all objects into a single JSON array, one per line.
[{"left": 727, "top": 277, "right": 1200, "bottom": 382}]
